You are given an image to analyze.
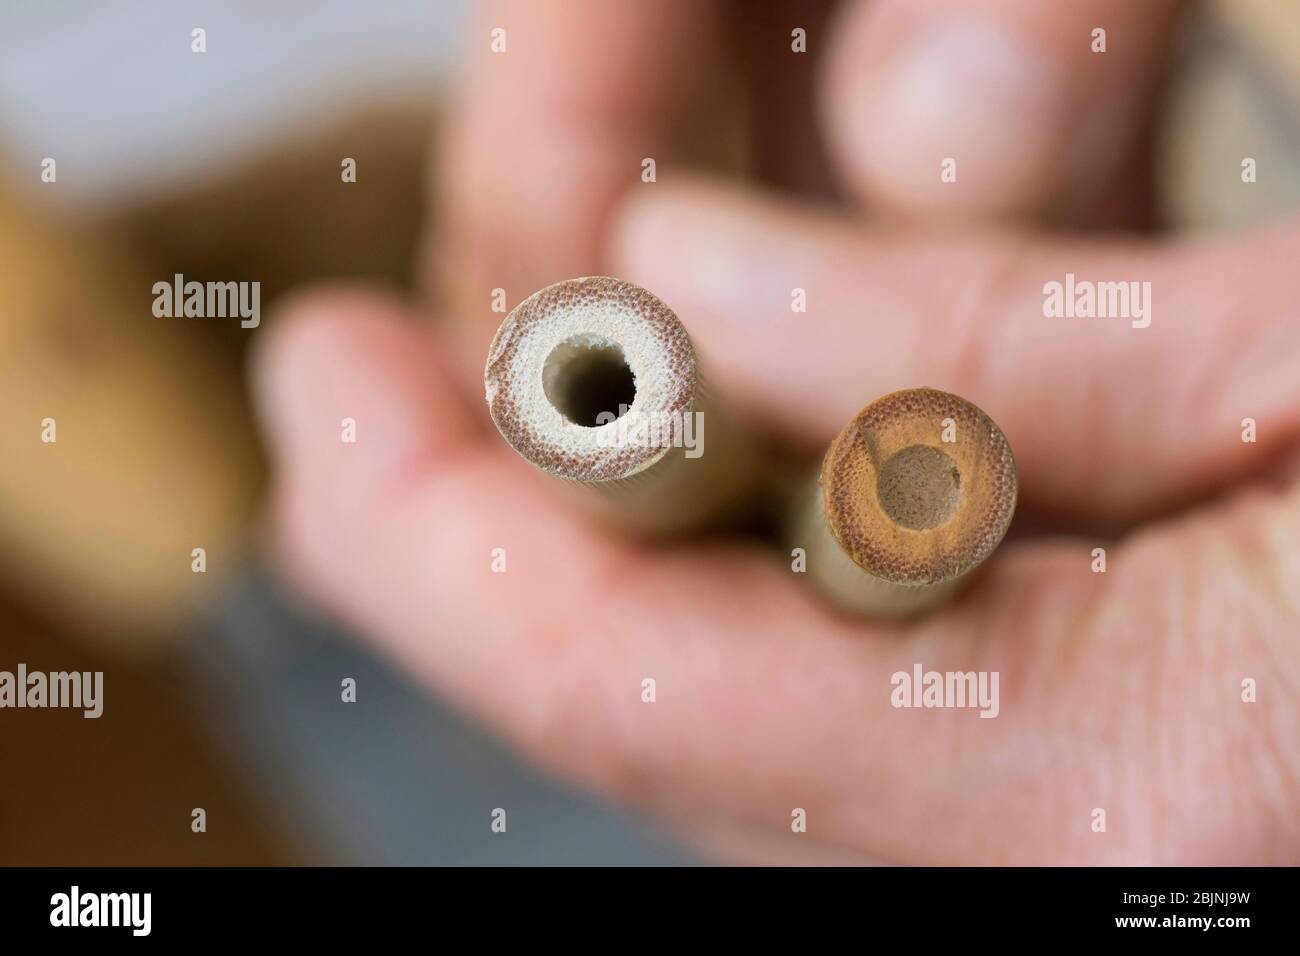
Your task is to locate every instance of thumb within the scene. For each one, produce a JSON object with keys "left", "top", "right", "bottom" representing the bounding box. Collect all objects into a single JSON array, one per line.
[{"left": 819, "top": 0, "right": 1186, "bottom": 222}]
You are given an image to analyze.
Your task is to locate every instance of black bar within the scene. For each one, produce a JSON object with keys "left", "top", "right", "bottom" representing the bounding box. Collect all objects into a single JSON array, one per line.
[{"left": 0, "top": 867, "right": 1285, "bottom": 942}]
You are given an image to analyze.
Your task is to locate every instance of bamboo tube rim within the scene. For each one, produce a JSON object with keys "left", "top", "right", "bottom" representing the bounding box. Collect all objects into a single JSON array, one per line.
[{"left": 485, "top": 277, "right": 698, "bottom": 483}]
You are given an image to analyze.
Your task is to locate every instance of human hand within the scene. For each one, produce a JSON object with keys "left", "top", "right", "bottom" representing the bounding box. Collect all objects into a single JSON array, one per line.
[
  {"left": 251, "top": 0, "right": 1298, "bottom": 865},
  {"left": 252, "top": 180, "right": 1300, "bottom": 860}
]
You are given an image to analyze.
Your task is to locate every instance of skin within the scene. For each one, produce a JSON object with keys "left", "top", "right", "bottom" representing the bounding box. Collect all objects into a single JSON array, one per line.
[{"left": 252, "top": 0, "right": 1300, "bottom": 863}]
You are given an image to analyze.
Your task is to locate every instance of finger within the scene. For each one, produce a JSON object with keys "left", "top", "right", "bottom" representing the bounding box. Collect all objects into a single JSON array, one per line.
[
  {"left": 250, "top": 284, "right": 482, "bottom": 608},
  {"left": 426, "top": 0, "right": 724, "bottom": 372},
  {"left": 612, "top": 178, "right": 1300, "bottom": 525},
  {"left": 819, "top": 0, "right": 1186, "bottom": 222}
]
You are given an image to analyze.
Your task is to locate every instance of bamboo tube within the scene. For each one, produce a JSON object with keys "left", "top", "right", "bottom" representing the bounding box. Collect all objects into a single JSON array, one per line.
[
  {"left": 484, "top": 276, "right": 750, "bottom": 534},
  {"left": 793, "top": 388, "right": 1017, "bottom": 617}
]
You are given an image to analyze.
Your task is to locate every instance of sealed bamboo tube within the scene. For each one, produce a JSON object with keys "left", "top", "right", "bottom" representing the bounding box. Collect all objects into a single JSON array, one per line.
[
  {"left": 485, "top": 276, "right": 749, "bottom": 535},
  {"left": 794, "top": 388, "right": 1017, "bottom": 617}
]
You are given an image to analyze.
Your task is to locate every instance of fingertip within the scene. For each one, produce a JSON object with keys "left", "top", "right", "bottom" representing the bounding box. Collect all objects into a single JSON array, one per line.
[
  {"left": 611, "top": 177, "right": 831, "bottom": 319},
  {"left": 820, "top": 5, "right": 1069, "bottom": 220},
  {"left": 608, "top": 179, "right": 693, "bottom": 282},
  {"left": 251, "top": 283, "right": 478, "bottom": 481},
  {"left": 819, "top": 0, "right": 1184, "bottom": 222}
]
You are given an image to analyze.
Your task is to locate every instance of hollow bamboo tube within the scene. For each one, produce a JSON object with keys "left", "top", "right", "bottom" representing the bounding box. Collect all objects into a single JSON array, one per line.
[
  {"left": 793, "top": 388, "right": 1017, "bottom": 617},
  {"left": 484, "top": 276, "right": 751, "bottom": 535}
]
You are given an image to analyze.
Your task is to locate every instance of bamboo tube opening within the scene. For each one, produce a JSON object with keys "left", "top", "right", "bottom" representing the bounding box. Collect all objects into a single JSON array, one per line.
[{"left": 542, "top": 338, "right": 637, "bottom": 428}]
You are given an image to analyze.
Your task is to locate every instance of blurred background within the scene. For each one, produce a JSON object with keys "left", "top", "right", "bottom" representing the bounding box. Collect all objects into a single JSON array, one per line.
[{"left": 1, "top": 0, "right": 1298, "bottom": 865}]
